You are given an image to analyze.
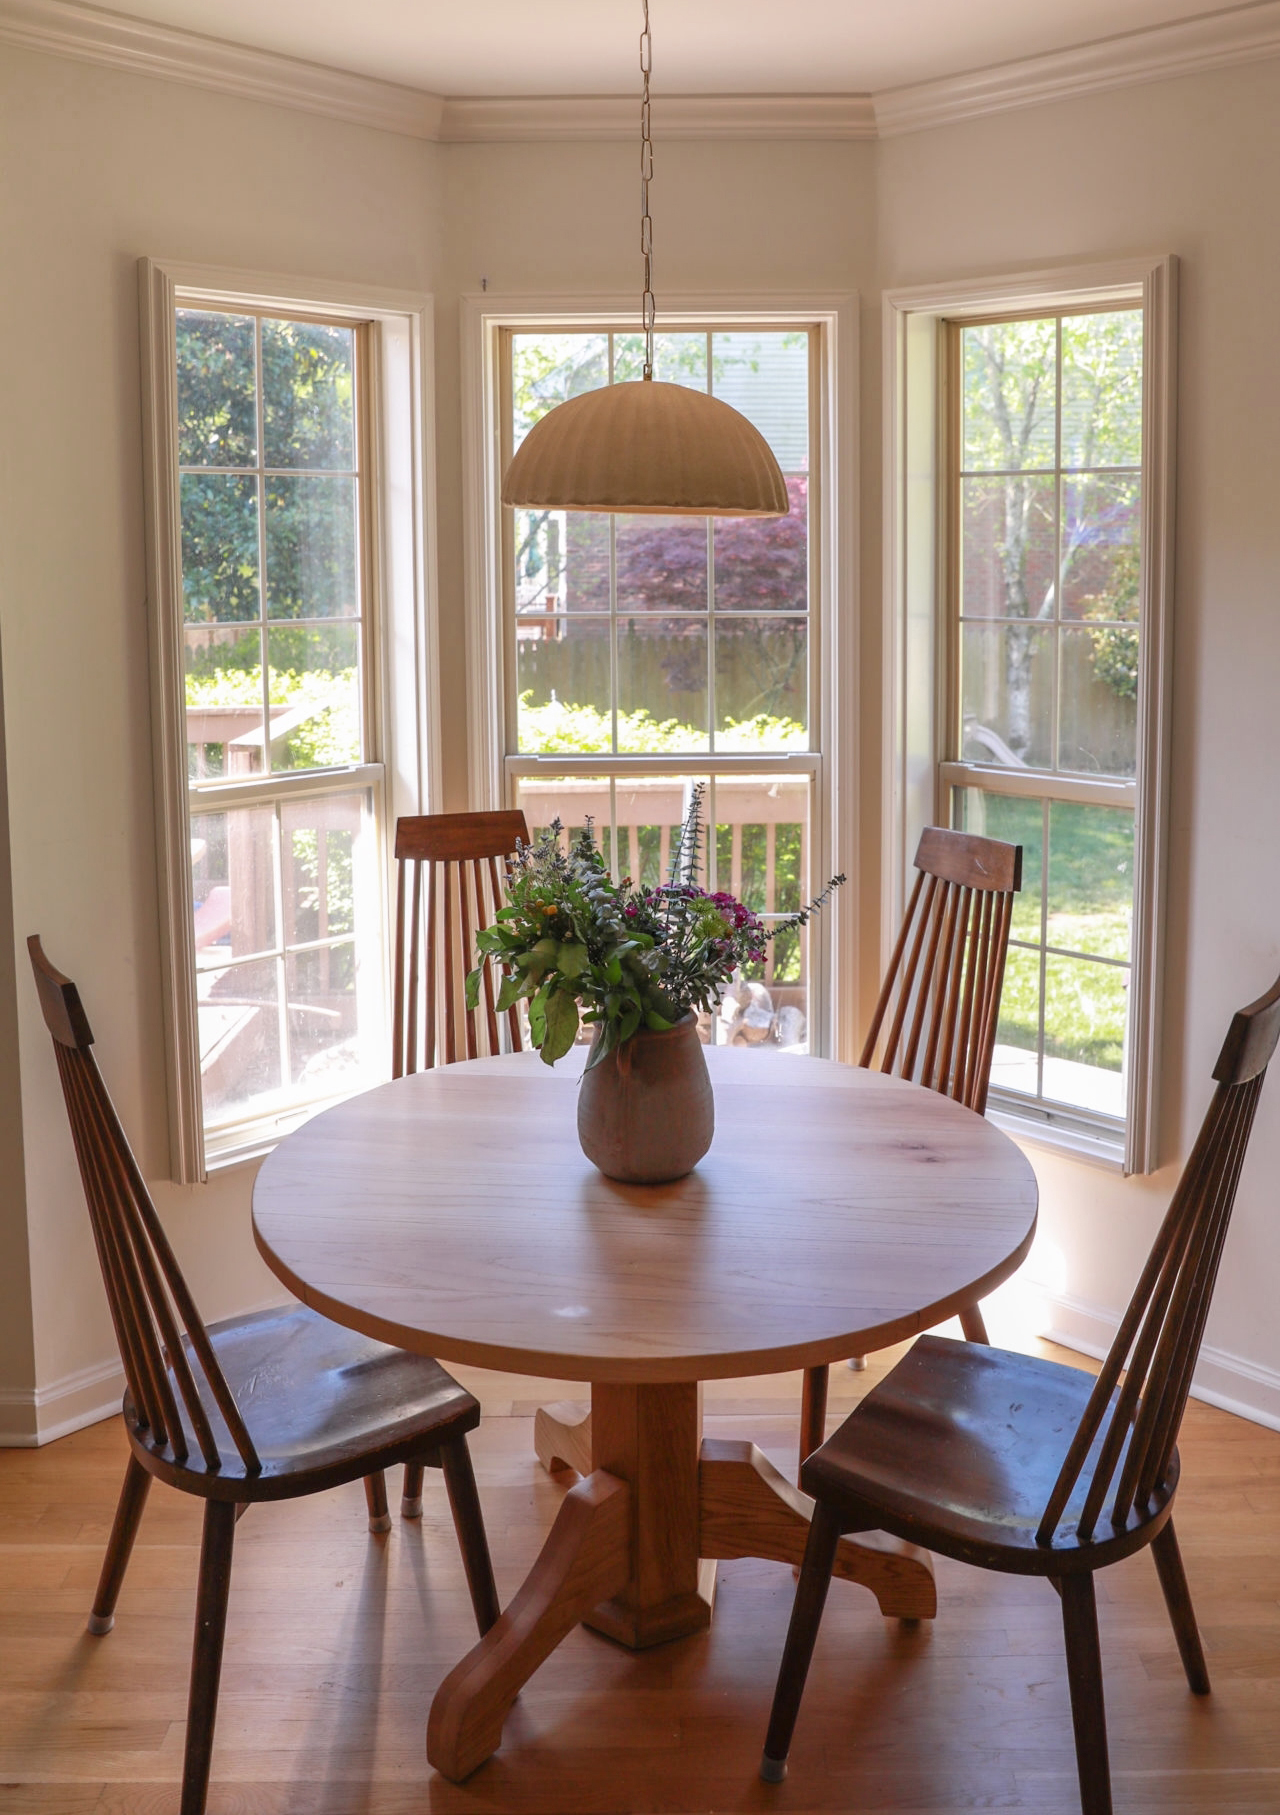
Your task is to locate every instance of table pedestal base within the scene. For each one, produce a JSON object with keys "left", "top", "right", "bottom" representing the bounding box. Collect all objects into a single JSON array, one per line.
[{"left": 427, "top": 1381, "right": 936, "bottom": 1783}]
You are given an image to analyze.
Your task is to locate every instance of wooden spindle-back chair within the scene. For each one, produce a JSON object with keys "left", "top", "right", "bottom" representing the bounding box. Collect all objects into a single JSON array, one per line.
[
  {"left": 763, "top": 967, "right": 1280, "bottom": 1815},
  {"left": 28, "top": 936, "right": 500, "bottom": 1815},
  {"left": 798, "top": 825, "right": 1021, "bottom": 1466},
  {"left": 393, "top": 809, "right": 529, "bottom": 1077}
]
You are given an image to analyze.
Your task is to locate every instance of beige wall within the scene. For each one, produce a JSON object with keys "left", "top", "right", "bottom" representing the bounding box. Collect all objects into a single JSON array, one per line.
[
  {"left": 878, "top": 59, "right": 1280, "bottom": 1418},
  {"left": 0, "top": 44, "right": 441, "bottom": 1438},
  {"left": 3, "top": 33, "right": 1280, "bottom": 1439}
]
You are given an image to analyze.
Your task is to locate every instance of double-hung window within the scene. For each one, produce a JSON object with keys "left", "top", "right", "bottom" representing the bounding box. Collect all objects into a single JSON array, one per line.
[
  {"left": 885, "top": 260, "right": 1175, "bottom": 1171},
  {"left": 141, "top": 265, "right": 432, "bottom": 1180},
  {"left": 488, "top": 319, "right": 840, "bottom": 1054}
]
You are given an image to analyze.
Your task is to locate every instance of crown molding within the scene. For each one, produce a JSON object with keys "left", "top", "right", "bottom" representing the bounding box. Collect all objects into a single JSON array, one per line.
[
  {"left": 875, "top": 0, "right": 1280, "bottom": 136},
  {"left": 438, "top": 92, "right": 876, "bottom": 141},
  {"left": 0, "top": 0, "right": 445, "bottom": 137},
  {"left": 2, "top": 0, "right": 1280, "bottom": 144}
]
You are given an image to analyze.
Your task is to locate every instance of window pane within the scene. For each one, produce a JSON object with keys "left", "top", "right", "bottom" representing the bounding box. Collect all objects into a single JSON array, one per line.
[
  {"left": 511, "top": 334, "right": 608, "bottom": 452},
  {"left": 617, "top": 515, "right": 708, "bottom": 612},
  {"left": 1043, "top": 953, "right": 1128, "bottom": 1115},
  {"left": 712, "top": 332, "right": 808, "bottom": 472},
  {"left": 954, "top": 788, "right": 1043, "bottom": 945},
  {"left": 191, "top": 805, "right": 277, "bottom": 966},
  {"left": 176, "top": 310, "right": 256, "bottom": 468},
  {"left": 712, "top": 476, "right": 808, "bottom": 612},
  {"left": 264, "top": 475, "right": 358, "bottom": 620},
  {"left": 181, "top": 473, "right": 260, "bottom": 623},
  {"left": 615, "top": 332, "right": 707, "bottom": 389},
  {"left": 266, "top": 622, "right": 360, "bottom": 772},
  {"left": 990, "top": 943, "right": 1041, "bottom": 1097},
  {"left": 1047, "top": 803, "right": 1134, "bottom": 961},
  {"left": 281, "top": 794, "right": 362, "bottom": 945},
  {"left": 715, "top": 617, "right": 807, "bottom": 747},
  {"left": 286, "top": 944, "right": 362, "bottom": 1089},
  {"left": 960, "top": 623, "right": 1054, "bottom": 768},
  {"left": 261, "top": 319, "right": 354, "bottom": 471},
  {"left": 1059, "top": 626, "right": 1138, "bottom": 776},
  {"left": 516, "top": 618, "right": 611, "bottom": 754},
  {"left": 617, "top": 617, "right": 708, "bottom": 752},
  {"left": 962, "top": 319, "right": 1056, "bottom": 472},
  {"left": 1061, "top": 476, "right": 1140, "bottom": 622},
  {"left": 198, "top": 957, "right": 283, "bottom": 1123},
  {"left": 515, "top": 509, "right": 610, "bottom": 616},
  {"left": 185, "top": 626, "right": 264, "bottom": 779},
  {"left": 960, "top": 476, "right": 1055, "bottom": 620},
  {"left": 514, "top": 773, "right": 612, "bottom": 860},
  {"left": 1061, "top": 311, "right": 1143, "bottom": 471},
  {"left": 713, "top": 773, "right": 811, "bottom": 1051},
  {"left": 615, "top": 775, "right": 705, "bottom": 890}
]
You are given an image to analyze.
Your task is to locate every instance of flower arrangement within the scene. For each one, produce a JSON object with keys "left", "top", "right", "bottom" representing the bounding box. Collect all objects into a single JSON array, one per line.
[{"left": 466, "top": 784, "right": 843, "bottom": 1068}]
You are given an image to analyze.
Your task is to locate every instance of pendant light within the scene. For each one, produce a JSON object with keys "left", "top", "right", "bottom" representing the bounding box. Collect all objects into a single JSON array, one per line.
[{"left": 501, "top": 1, "right": 789, "bottom": 519}]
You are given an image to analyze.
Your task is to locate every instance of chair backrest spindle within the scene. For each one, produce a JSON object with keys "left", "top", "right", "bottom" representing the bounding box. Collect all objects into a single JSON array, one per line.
[{"left": 392, "top": 810, "right": 529, "bottom": 1077}]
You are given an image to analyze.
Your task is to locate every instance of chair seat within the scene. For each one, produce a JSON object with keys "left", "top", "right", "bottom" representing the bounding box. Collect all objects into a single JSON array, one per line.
[
  {"left": 801, "top": 1335, "right": 1177, "bottom": 1576},
  {"left": 126, "top": 1304, "right": 480, "bottom": 1498}
]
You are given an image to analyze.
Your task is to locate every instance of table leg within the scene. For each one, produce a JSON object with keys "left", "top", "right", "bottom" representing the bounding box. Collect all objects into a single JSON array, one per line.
[
  {"left": 699, "top": 1437, "right": 937, "bottom": 1620},
  {"left": 584, "top": 1382, "right": 716, "bottom": 1648},
  {"left": 426, "top": 1470, "right": 631, "bottom": 1783}
]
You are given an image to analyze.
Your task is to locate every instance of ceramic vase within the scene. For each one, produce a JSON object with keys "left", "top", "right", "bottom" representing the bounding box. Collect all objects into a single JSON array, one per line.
[{"left": 577, "top": 1012, "right": 714, "bottom": 1184}]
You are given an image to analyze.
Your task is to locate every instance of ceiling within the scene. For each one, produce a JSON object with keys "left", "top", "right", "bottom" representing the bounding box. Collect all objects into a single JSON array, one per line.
[{"left": 97, "top": 0, "right": 1252, "bottom": 97}]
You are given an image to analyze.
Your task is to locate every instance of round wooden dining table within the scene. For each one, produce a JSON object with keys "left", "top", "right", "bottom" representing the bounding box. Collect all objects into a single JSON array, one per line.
[{"left": 253, "top": 1044, "right": 1038, "bottom": 1783}]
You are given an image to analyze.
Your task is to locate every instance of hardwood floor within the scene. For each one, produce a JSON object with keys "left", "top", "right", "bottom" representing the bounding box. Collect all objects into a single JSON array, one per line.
[{"left": 3, "top": 1334, "right": 1280, "bottom": 1813}]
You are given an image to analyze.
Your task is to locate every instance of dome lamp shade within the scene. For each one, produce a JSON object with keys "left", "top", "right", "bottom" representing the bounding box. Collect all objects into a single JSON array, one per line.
[{"left": 501, "top": 377, "right": 790, "bottom": 518}]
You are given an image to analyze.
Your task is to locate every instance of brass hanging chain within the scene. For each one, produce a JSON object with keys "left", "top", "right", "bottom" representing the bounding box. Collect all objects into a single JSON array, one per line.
[{"left": 639, "top": 0, "right": 655, "bottom": 380}]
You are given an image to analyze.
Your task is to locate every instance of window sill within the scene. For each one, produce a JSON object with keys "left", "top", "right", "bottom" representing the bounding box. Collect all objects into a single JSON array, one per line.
[
  {"left": 203, "top": 1077, "right": 384, "bottom": 1175},
  {"left": 986, "top": 1102, "right": 1126, "bottom": 1174}
]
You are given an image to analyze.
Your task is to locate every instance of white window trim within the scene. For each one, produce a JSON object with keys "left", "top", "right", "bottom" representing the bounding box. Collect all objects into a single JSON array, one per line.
[
  {"left": 459, "top": 291, "right": 860, "bottom": 1061},
  {"left": 139, "top": 259, "right": 443, "bottom": 1183},
  {"left": 882, "top": 256, "right": 1177, "bottom": 1175}
]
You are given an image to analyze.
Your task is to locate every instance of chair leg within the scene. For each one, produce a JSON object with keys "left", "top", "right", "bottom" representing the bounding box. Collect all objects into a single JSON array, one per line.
[
  {"left": 181, "top": 1499, "right": 237, "bottom": 1815},
  {"left": 959, "top": 1301, "right": 990, "bottom": 1344},
  {"left": 760, "top": 1500, "right": 843, "bottom": 1783},
  {"left": 402, "top": 1460, "right": 425, "bottom": 1519},
  {"left": 364, "top": 1471, "right": 392, "bottom": 1534},
  {"left": 88, "top": 1456, "right": 152, "bottom": 1634},
  {"left": 440, "top": 1437, "right": 500, "bottom": 1636},
  {"left": 1151, "top": 1521, "right": 1210, "bottom": 1694},
  {"left": 1058, "top": 1573, "right": 1113, "bottom": 1815},
  {"left": 799, "top": 1364, "right": 829, "bottom": 1473}
]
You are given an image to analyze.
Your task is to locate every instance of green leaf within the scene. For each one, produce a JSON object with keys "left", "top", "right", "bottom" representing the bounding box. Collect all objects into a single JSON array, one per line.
[
  {"left": 644, "top": 1008, "right": 676, "bottom": 1032},
  {"left": 464, "top": 966, "right": 483, "bottom": 1012},
  {"left": 556, "top": 942, "right": 589, "bottom": 979},
  {"left": 618, "top": 1001, "right": 641, "bottom": 1044},
  {"left": 528, "top": 992, "right": 547, "bottom": 1046},
  {"left": 495, "top": 971, "right": 527, "bottom": 1014},
  {"left": 541, "top": 989, "right": 580, "bottom": 1064}
]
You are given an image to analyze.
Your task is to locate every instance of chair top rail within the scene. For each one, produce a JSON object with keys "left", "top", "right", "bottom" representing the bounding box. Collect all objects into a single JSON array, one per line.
[
  {"left": 914, "top": 825, "right": 1022, "bottom": 895},
  {"left": 395, "top": 811, "right": 529, "bottom": 865}
]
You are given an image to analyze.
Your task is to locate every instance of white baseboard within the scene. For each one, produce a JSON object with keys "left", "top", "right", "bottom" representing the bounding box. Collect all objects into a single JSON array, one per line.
[
  {"left": 1043, "top": 1291, "right": 1280, "bottom": 1434},
  {"left": 0, "top": 1355, "right": 125, "bottom": 1447}
]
